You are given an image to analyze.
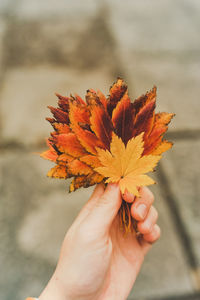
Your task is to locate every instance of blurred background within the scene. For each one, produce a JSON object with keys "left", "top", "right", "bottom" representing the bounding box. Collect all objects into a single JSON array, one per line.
[{"left": 0, "top": 0, "right": 200, "bottom": 299}]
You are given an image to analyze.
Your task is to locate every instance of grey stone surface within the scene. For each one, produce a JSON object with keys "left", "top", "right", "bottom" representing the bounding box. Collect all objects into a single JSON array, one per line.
[
  {"left": 107, "top": 0, "right": 200, "bottom": 53},
  {"left": 0, "top": 18, "right": 6, "bottom": 73},
  {"left": 107, "top": 0, "right": 200, "bottom": 131},
  {"left": 129, "top": 182, "right": 193, "bottom": 299},
  {"left": 0, "top": 3, "right": 120, "bottom": 146},
  {"left": 160, "top": 140, "right": 200, "bottom": 267},
  {"left": 0, "top": 67, "right": 113, "bottom": 145},
  {"left": 0, "top": 151, "right": 53, "bottom": 299},
  {"left": 0, "top": 0, "right": 21, "bottom": 17},
  {"left": 0, "top": 150, "right": 93, "bottom": 300},
  {"left": 3, "top": 10, "right": 117, "bottom": 69},
  {"left": 0, "top": 0, "right": 12, "bottom": 14},
  {"left": 0, "top": 151, "right": 194, "bottom": 299},
  {"left": 15, "top": 0, "right": 100, "bottom": 20},
  {"left": 1, "top": 0, "right": 200, "bottom": 299},
  {"left": 121, "top": 54, "right": 200, "bottom": 132}
]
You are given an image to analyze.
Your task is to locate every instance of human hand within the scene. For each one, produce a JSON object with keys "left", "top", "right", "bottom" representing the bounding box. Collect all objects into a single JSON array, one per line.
[{"left": 39, "top": 183, "right": 160, "bottom": 300}]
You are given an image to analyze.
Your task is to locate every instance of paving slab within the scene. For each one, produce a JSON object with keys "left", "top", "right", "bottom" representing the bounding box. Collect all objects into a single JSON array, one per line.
[
  {"left": 106, "top": 0, "right": 200, "bottom": 131},
  {"left": 0, "top": 151, "right": 55, "bottom": 299},
  {"left": 3, "top": 13, "right": 117, "bottom": 69},
  {"left": 0, "top": 66, "right": 113, "bottom": 145},
  {"left": 0, "top": 150, "right": 94, "bottom": 299},
  {"left": 107, "top": 0, "right": 200, "bottom": 53},
  {"left": 147, "top": 291, "right": 200, "bottom": 300},
  {"left": 0, "top": 151, "right": 194, "bottom": 300},
  {"left": 160, "top": 140, "right": 200, "bottom": 268},
  {"left": 15, "top": 0, "right": 100, "bottom": 20},
  {"left": 0, "top": 0, "right": 14, "bottom": 15},
  {"left": 3, "top": 19, "right": 89, "bottom": 68},
  {"left": 121, "top": 54, "right": 200, "bottom": 132},
  {"left": 128, "top": 180, "right": 194, "bottom": 299},
  {"left": 0, "top": 18, "right": 6, "bottom": 74}
]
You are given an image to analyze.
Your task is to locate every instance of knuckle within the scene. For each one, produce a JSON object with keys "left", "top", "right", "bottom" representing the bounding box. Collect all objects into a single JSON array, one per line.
[
  {"left": 139, "top": 187, "right": 154, "bottom": 206},
  {"left": 143, "top": 225, "right": 161, "bottom": 243},
  {"left": 151, "top": 225, "right": 161, "bottom": 242},
  {"left": 138, "top": 221, "right": 152, "bottom": 234},
  {"left": 131, "top": 205, "right": 138, "bottom": 218}
]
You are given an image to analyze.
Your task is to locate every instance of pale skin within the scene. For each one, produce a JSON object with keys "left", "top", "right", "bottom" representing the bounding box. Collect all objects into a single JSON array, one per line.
[{"left": 39, "top": 183, "right": 160, "bottom": 300}]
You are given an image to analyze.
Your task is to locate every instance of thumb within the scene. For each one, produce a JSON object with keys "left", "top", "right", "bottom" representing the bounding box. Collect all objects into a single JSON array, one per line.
[{"left": 85, "top": 183, "right": 122, "bottom": 235}]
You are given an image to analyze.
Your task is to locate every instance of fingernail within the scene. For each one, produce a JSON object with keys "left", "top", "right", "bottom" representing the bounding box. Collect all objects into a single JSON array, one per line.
[{"left": 137, "top": 204, "right": 147, "bottom": 219}]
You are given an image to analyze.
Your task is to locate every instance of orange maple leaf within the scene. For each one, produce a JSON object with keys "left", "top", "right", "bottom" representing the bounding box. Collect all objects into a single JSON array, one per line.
[
  {"left": 40, "top": 78, "right": 174, "bottom": 231},
  {"left": 95, "top": 133, "right": 161, "bottom": 197}
]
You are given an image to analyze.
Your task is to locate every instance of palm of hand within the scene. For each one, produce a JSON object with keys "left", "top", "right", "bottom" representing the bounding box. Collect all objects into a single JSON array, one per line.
[{"left": 97, "top": 217, "right": 146, "bottom": 300}]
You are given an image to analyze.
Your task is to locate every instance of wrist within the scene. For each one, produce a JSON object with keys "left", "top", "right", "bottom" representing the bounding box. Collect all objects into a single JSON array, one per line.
[{"left": 38, "top": 274, "right": 70, "bottom": 300}]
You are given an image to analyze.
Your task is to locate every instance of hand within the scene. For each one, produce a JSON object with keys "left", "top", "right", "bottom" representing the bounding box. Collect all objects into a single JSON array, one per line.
[{"left": 39, "top": 183, "right": 160, "bottom": 300}]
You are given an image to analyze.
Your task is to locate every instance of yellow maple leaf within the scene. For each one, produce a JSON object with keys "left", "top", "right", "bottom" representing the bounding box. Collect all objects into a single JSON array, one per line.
[{"left": 95, "top": 132, "right": 161, "bottom": 197}]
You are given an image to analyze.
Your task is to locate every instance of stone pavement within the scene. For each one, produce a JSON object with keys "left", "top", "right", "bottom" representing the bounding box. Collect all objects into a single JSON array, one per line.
[{"left": 0, "top": 1, "right": 200, "bottom": 299}]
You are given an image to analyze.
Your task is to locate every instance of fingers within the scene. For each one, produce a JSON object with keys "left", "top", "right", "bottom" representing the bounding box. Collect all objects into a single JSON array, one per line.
[
  {"left": 143, "top": 224, "right": 161, "bottom": 243},
  {"left": 128, "top": 187, "right": 160, "bottom": 251},
  {"left": 131, "top": 187, "right": 154, "bottom": 221},
  {"left": 136, "top": 204, "right": 160, "bottom": 255},
  {"left": 137, "top": 206, "right": 158, "bottom": 234},
  {"left": 138, "top": 224, "right": 161, "bottom": 255}
]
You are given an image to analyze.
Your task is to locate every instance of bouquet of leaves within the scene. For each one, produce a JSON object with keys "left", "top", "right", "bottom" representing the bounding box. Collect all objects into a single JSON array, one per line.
[{"left": 40, "top": 78, "right": 174, "bottom": 232}]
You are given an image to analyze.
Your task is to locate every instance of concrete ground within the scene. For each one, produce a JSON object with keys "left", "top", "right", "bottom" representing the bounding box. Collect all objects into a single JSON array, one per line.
[{"left": 0, "top": 1, "right": 200, "bottom": 299}]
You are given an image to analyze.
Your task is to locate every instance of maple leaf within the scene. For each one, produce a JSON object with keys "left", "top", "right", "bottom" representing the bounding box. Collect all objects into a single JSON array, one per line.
[
  {"left": 95, "top": 133, "right": 161, "bottom": 197},
  {"left": 40, "top": 78, "right": 174, "bottom": 231}
]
